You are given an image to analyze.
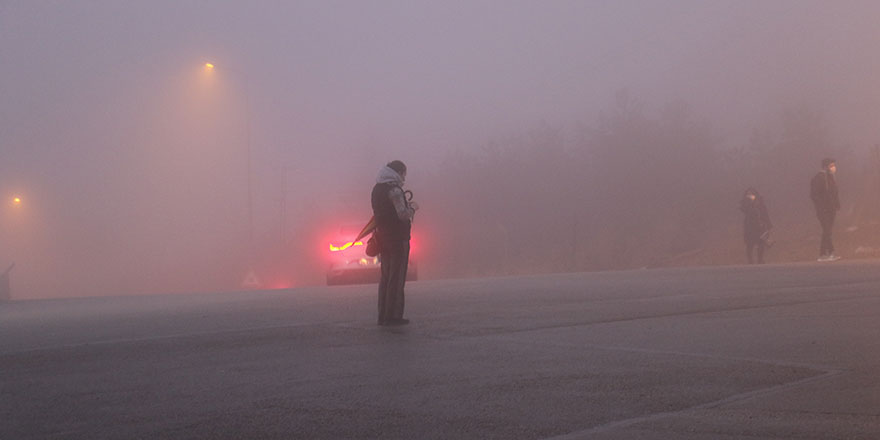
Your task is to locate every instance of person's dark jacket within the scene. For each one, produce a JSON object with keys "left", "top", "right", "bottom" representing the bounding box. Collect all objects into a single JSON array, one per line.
[
  {"left": 740, "top": 191, "right": 772, "bottom": 243},
  {"left": 810, "top": 171, "right": 840, "bottom": 213},
  {"left": 371, "top": 167, "right": 413, "bottom": 243}
]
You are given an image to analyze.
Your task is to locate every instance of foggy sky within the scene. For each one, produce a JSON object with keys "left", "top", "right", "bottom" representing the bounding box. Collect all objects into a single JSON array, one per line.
[{"left": 2, "top": 1, "right": 880, "bottom": 298}]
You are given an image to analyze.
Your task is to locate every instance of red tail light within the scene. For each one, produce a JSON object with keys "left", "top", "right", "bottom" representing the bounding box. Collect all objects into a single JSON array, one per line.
[{"left": 329, "top": 241, "right": 364, "bottom": 252}]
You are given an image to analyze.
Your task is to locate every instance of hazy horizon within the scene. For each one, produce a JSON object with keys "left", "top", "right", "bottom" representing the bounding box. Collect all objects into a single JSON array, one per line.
[{"left": 2, "top": 1, "right": 879, "bottom": 298}]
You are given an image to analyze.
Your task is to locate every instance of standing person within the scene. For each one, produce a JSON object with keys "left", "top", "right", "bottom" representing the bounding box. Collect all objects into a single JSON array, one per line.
[
  {"left": 739, "top": 188, "right": 772, "bottom": 264},
  {"left": 810, "top": 158, "right": 841, "bottom": 262},
  {"left": 372, "top": 160, "right": 418, "bottom": 326}
]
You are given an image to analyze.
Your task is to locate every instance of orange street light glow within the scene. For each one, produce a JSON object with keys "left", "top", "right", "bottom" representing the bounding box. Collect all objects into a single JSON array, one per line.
[
  {"left": 205, "top": 62, "right": 214, "bottom": 69},
  {"left": 12, "top": 197, "right": 21, "bottom": 205}
]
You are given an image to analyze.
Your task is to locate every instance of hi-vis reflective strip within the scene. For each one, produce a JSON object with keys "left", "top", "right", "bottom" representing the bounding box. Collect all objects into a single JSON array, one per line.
[{"left": 329, "top": 241, "right": 365, "bottom": 252}]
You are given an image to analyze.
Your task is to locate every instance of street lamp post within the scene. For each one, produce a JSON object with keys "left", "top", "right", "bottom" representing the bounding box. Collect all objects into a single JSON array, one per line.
[
  {"left": 204, "top": 62, "right": 254, "bottom": 252},
  {"left": 4, "top": 196, "right": 21, "bottom": 300},
  {"left": 204, "top": 62, "right": 260, "bottom": 287}
]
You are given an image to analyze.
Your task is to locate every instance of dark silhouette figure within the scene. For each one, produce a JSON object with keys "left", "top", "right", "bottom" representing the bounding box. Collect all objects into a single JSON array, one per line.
[
  {"left": 740, "top": 188, "right": 772, "bottom": 264},
  {"left": 810, "top": 158, "right": 841, "bottom": 262},
  {"left": 371, "top": 160, "right": 419, "bottom": 326}
]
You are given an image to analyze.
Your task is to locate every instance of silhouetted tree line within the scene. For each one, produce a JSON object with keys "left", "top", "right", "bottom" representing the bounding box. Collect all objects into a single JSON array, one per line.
[{"left": 419, "top": 90, "right": 873, "bottom": 278}]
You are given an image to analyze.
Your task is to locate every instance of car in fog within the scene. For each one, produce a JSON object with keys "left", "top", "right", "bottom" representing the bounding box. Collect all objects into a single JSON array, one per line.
[{"left": 326, "top": 224, "right": 418, "bottom": 286}]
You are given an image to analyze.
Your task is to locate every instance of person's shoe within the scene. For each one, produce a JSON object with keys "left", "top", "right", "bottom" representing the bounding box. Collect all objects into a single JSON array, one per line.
[
  {"left": 386, "top": 318, "right": 410, "bottom": 326},
  {"left": 817, "top": 255, "right": 830, "bottom": 262},
  {"left": 827, "top": 254, "right": 842, "bottom": 262}
]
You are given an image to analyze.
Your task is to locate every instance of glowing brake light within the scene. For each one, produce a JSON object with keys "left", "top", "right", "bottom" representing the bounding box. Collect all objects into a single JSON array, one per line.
[{"left": 329, "top": 241, "right": 364, "bottom": 252}]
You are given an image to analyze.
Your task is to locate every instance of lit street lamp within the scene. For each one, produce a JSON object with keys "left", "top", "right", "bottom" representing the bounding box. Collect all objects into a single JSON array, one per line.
[
  {"left": 4, "top": 196, "right": 21, "bottom": 300},
  {"left": 203, "top": 61, "right": 253, "bottom": 247},
  {"left": 202, "top": 61, "right": 259, "bottom": 287}
]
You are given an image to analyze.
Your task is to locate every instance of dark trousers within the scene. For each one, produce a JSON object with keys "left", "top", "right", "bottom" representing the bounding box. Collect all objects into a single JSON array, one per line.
[
  {"left": 746, "top": 241, "right": 765, "bottom": 264},
  {"left": 817, "top": 209, "right": 836, "bottom": 256},
  {"left": 378, "top": 240, "right": 410, "bottom": 324}
]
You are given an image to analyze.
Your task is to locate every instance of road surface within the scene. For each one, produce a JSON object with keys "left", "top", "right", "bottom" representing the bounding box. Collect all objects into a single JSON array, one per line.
[{"left": 3, "top": 261, "right": 880, "bottom": 439}]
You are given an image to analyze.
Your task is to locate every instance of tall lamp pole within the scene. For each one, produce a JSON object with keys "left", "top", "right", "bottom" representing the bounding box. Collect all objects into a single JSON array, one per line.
[
  {"left": 4, "top": 196, "right": 22, "bottom": 300},
  {"left": 205, "top": 62, "right": 254, "bottom": 252},
  {"left": 204, "top": 62, "right": 259, "bottom": 287}
]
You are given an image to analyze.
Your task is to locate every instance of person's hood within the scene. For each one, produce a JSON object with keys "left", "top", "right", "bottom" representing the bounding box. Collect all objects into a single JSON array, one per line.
[{"left": 376, "top": 166, "right": 404, "bottom": 185}]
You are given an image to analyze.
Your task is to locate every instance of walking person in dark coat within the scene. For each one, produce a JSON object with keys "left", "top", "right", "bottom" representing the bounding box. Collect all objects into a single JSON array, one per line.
[
  {"left": 740, "top": 188, "right": 773, "bottom": 264},
  {"left": 371, "top": 160, "right": 418, "bottom": 326},
  {"left": 810, "top": 158, "right": 841, "bottom": 262}
]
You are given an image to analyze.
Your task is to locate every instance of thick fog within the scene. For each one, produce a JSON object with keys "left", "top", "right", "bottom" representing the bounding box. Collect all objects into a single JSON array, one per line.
[{"left": 2, "top": 1, "right": 879, "bottom": 298}]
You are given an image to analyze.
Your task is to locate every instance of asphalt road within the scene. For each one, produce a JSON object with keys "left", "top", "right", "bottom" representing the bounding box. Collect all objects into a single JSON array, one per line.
[{"left": 3, "top": 261, "right": 880, "bottom": 439}]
